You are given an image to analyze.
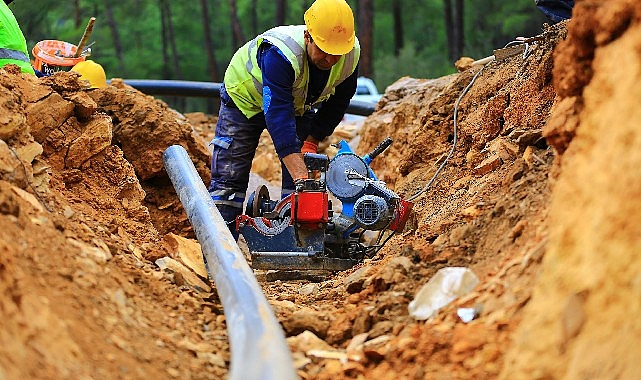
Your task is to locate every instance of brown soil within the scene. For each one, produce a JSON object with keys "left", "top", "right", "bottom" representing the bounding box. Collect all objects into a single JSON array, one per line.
[{"left": 1, "top": 1, "right": 640, "bottom": 379}]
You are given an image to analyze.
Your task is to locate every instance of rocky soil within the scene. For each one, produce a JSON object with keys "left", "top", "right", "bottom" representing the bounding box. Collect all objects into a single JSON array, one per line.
[{"left": 1, "top": 1, "right": 640, "bottom": 379}]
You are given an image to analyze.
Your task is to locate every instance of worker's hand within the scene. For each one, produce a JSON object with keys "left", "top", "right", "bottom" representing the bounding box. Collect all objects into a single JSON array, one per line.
[
  {"left": 282, "top": 153, "right": 309, "bottom": 182},
  {"left": 301, "top": 140, "right": 318, "bottom": 154}
]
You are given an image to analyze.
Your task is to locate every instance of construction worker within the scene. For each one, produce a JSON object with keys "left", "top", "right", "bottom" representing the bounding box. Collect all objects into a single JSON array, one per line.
[
  {"left": 535, "top": 0, "right": 574, "bottom": 24},
  {"left": 209, "top": 0, "right": 360, "bottom": 238},
  {"left": 0, "top": 0, "right": 35, "bottom": 75}
]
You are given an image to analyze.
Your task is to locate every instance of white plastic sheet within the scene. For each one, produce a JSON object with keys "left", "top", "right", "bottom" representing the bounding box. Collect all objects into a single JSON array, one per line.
[{"left": 408, "top": 267, "right": 480, "bottom": 320}]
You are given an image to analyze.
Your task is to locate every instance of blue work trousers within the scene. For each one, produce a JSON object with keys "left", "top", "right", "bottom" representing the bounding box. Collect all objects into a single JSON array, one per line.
[
  {"left": 208, "top": 86, "right": 313, "bottom": 228},
  {"left": 535, "top": 0, "right": 574, "bottom": 23}
]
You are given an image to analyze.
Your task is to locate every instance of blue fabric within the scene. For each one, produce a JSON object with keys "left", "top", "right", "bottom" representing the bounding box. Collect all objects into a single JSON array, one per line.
[
  {"left": 258, "top": 42, "right": 358, "bottom": 159},
  {"left": 259, "top": 43, "right": 305, "bottom": 159},
  {"left": 209, "top": 85, "right": 263, "bottom": 200},
  {"left": 216, "top": 204, "right": 241, "bottom": 241},
  {"left": 535, "top": 0, "right": 574, "bottom": 23},
  {"left": 209, "top": 84, "right": 315, "bottom": 202},
  {"left": 210, "top": 136, "right": 232, "bottom": 149},
  {"left": 210, "top": 39, "right": 358, "bottom": 212}
]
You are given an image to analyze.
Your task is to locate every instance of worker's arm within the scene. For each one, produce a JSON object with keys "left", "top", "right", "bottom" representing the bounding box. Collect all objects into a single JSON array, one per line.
[
  {"left": 281, "top": 152, "right": 308, "bottom": 181},
  {"left": 258, "top": 43, "right": 302, "bottom": 161},
  {"left": 307, "top": 66, "right": 358, "bottom": 141}
]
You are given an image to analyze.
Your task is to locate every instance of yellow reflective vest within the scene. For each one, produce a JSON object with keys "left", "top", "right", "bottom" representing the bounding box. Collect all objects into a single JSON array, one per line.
[
  {"left": 0, "top": 1, "right": 34, "bottom": 75},
  {"left": 224, "top": 25, "right": 360, "bottom": 119}
]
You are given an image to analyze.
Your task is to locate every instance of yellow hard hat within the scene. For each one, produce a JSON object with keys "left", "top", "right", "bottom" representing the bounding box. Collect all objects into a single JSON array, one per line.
[
  {"left": 71, "top": 60, "right": 107, "bottom": 88},
  {"left": 304, "top": 0, "right": 355, "bottom": 55}
]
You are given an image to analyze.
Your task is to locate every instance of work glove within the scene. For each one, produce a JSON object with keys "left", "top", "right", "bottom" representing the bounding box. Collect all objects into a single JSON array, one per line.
[{"left": 301, "top": 141, "right": 318, "bottom": 154}]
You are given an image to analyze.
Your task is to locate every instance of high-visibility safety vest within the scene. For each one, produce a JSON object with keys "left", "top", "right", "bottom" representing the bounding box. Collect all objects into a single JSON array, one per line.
[
  {"left": 0, "top": 1, "right": 34, "bottom": 75},
  {"left": 224, "top": 25, "right": 360, "bottom": 119}
]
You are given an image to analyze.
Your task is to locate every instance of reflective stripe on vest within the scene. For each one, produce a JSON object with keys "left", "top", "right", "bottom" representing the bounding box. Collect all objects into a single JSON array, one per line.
[
  {"left": 0, "top": 47, "right": 29, "bottom": 63},
  {"left": 224, "top": 25, "right": 360, "bottom": 119}
]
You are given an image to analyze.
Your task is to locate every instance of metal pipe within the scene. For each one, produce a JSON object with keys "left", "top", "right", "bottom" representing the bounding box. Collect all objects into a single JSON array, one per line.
[
  {"left": 121, "top": 79, "right": 222, "bottom": 98},
  {"left": 116, "top": 79, "right": 375, "bottom": 116},
  {"left": 163, "top": 145, "right": 297, "bottom": 380}
]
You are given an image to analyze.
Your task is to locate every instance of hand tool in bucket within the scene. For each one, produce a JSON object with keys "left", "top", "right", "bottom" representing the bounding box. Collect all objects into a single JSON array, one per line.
[{"left": 32, "top": 17, "right": 95, "bottom": 75}]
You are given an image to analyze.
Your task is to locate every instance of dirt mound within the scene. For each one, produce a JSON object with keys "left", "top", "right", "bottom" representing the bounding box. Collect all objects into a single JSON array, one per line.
[
  {"left": 0, "top": 67, "right": 225, "bottom": 379},
  {"left": 504, "top": 1, "right": 641, "bottom": 378},
  {"left": 1, "top": 1, "right": 640, "bottom": 379}
]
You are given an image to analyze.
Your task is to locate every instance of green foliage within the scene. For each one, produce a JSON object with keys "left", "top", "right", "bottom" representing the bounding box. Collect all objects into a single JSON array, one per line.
[
  {"left": 7, "top": 0, "right": 549, "bottom": 113},
  {"left": 374, "top": 41, "right": 455, "bottom": 89},
  {"left": 464, "top": 0, "right": 547, "bottom": 58}
]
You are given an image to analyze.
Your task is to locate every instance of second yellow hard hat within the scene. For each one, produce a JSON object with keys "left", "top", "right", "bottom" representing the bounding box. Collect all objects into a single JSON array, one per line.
[
  {"left": 304, "top": 0, "right": 355, "bottom": 56},
  {"left": 71, "top": 60, "right": 107, "bottom": 88}
]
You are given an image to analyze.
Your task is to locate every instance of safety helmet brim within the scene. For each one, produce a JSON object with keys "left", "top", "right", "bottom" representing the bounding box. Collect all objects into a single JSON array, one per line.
[{"left": 304, "top": 0, "right": 355, "bottom": 56}]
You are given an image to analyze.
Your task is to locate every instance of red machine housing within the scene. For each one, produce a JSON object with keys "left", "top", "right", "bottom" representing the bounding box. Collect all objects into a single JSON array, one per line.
[
  {"left": 290, "top": 191, "right": 328, "bottom": 229},
  {"left": 389, "top": 199, "right": 413, "bottom": 233}
]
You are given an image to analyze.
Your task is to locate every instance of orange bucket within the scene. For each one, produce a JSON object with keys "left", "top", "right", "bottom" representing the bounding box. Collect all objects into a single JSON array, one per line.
[{"left": 32, "top": 40, "right": 86, "bottom": 76}]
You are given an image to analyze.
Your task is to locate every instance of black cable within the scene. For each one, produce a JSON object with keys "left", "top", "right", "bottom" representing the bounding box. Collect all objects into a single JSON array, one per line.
[{"left": 408, "top": 64, "right": 487, "bottom": 202}]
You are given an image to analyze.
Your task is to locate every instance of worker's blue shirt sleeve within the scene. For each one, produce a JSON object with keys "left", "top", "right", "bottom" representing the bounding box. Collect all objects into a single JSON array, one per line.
[
  {"left": 259, "top": 42, "right": 358, "bottom": 158},
  {"left": 258, "top": 43, "right": 300, "bottom": 159},
  {"left": 309, "top": 66, "right": 358, "bottom": 142}
]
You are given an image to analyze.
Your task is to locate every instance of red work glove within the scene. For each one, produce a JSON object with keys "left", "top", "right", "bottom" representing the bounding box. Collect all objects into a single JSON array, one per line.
[{"left": 301, "top": 141, "right": 318, "bottom": 154}]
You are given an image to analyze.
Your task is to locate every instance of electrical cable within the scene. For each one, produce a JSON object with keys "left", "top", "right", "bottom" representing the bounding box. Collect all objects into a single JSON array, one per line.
[
  {"left": 407, "top": 63, "right": 488, "bottom": 202},
  {"left": 367, "top": 47, "right": 500, "bottom": 256},
  {"left": 406, "top": 37, "right": 536, "bottom": 203},
  {"left": 366, "top": 230, "right": 396, "bottom": 258}
]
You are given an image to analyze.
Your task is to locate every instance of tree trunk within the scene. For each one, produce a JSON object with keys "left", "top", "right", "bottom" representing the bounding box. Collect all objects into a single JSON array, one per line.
[
  {"left": 392, "top": 0, "right": 403, "bottom": 55},
  {"left": 228, "top": 0, "right": 246, "bottom": 49},
  {"left": 443, "top": 0, "right": 464, "bottom": 63},
  {"left": 164, "top": 1, "right": 183, "bottom": 79},
  {"left": 454, "top": 0, "right": 464, "bottom": 60},
  {"left": 74, "top": 0, "right": 81, "bottom": 28},
  {"left": 159, "top": 0, "right": 171, "bottom": 79},
  {"left": 200, "top": 0, "right": 219, "bottom": 83},
  {"left": 158, "top": 0, "right": 184, "bottom": 109},
  {"left": 104, "top": 3, "right": 124, "bottom": 73},
  {"left": 357, "top": 0, "right": 374, "bottom": 78},
  {"left": 251, "top": 0, "right": 258, "bottom": 36},
  {"left": 276, "top": 0, "right": 286, "bottom": 26}
]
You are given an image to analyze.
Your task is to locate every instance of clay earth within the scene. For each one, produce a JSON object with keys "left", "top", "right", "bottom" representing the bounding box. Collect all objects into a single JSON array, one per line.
[{"left": 1, "top": 1, "right": 640, "bottom": 379}]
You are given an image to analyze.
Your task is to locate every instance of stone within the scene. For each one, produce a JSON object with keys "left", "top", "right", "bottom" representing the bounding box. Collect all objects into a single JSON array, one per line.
[
  {"left": 283, "top": 307, "right": 331, "bottom": 338},
  {"left": 343, "top": 266, "right": 372, "bottom": 294},
  {"left": 66, "top": 114, "right": 113, "bottom": 169},
  {"left": 26, "top": 92, "right": 75, "bottom": 143},
  {"left": 287, "top": 330, "right": 335, "bottom": 353},
  {"left": 155, "top": 257, "right": 211, "bottom": 293},
  {"left": 162, "top": 233, "right": 208, "bottom": 278},
  {"left": 473, "top": 155, "right": 502, "bottom": 176}
]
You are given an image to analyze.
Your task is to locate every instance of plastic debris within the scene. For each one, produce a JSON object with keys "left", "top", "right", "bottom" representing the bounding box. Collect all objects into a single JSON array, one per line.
[
  {"left": 408, "top": 267, "right": 480, "bottom": 320},
  {"left": 457, "top": 307, "right": 479, "bottom": 323}
]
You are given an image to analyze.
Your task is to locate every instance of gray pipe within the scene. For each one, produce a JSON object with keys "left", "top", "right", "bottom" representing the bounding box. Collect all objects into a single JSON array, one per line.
[
  {"left": 115, "top": 79, "right": 375, "bottom": 116},
  {"left": 163, "top": 145, "right": 297, "bottom": 380}
]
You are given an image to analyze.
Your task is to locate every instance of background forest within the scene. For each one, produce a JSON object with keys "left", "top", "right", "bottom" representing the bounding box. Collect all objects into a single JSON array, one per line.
[{"left": 11, "top": 0, "right": 547, "bottom": 112}]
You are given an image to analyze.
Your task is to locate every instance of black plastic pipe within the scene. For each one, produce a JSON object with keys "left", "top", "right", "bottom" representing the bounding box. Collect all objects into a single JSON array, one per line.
[
  {"left": 118, "top": 79, "right": 375, "bottom": 116},
  {"left": 163, "top": 145, "right": 297, "bottom": 380},
  {"left": 121, "top": 79, "right": 221, "bottom": 98}
]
